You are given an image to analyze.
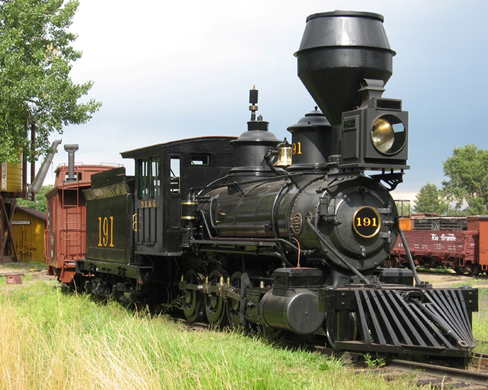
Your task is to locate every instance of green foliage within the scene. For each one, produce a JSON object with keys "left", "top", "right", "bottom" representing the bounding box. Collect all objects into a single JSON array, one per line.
[
  {"left": 413, "top": 183, "right": 452, "bottom": 215},
  {"left": 0, "top": 0, "right": 101, "bottom": 164},
  {"left": 364, "top": 353, "right": 386, "bottom": 369},
  {"left": 442, "top": 145, "right": 488, "bottom": 215},
  {"left": 415, "top": 145, "right": 488, "bottom": 216},
  {"left": 17, "top": 184, "right": 52, "bottom": 212}
]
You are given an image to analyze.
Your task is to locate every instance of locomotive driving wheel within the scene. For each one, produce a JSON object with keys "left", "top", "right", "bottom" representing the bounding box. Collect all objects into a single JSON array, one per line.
[
  {"left": 226, "top": 272, "right": 243, "bottom": 329},
  {"left": 182, "top": 270, "right": 204, "bottom": 322},
  {"left": 205, "top": 270, "right": 228, "bottom": 327}
]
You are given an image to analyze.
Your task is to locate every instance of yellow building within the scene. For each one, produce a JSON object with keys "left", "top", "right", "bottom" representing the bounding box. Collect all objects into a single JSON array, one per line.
[
  {"left": 12, "top": 207, "right": 46, "bottom": 263},
  {"left": 1, "top": 161, "right": 23, "bottom": 196}
]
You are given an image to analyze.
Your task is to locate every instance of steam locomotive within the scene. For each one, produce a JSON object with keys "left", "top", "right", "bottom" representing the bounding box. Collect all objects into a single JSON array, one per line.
[{"left": 48, "top": 11, "right": 478, "bottom": 359}]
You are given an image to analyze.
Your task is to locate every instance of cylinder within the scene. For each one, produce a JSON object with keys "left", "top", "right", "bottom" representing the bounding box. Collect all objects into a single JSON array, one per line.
[{"left": 262, "top": 289, "right": 324, "bottom": 334}]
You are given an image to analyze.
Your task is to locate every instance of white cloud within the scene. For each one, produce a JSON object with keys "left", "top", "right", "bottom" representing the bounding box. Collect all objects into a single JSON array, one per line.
[{"left": 41, "top": 0, "right": 488, "bottom": 192}]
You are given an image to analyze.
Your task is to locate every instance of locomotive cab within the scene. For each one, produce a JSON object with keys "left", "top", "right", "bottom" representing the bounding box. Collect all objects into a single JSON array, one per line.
[{"left": 120, "top": 137, "right": 236, "bottom": 255}]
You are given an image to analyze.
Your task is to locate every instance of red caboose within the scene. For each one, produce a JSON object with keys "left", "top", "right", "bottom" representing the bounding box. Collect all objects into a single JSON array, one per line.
[{"left": 45, "top": 145, "right": 117, "bottom": 284}]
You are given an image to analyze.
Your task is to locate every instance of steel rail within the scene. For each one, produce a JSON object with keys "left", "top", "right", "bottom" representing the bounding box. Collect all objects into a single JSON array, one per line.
[{"left": 389, "top": 358, "right": 488, "bottom": 387}]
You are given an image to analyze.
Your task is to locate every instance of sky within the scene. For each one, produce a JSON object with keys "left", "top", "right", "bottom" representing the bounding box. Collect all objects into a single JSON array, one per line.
[{"left": 44, "top": 0, "right": 488, "bottom": 204}]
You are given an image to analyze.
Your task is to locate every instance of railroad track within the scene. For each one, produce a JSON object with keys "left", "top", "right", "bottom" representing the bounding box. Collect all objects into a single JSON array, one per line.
[
  {"left": 389, "top": 354, "right": 488, "bottom": 388},
  {"left": 277, "top": 340, "right": 488, "bottom": 388}
]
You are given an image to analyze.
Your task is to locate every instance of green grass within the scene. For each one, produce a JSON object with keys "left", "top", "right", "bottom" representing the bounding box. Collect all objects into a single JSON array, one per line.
[
  {"left": 447, "top": 277, "right": 488, "bottom": 354},
  {"left": 472, "top": 288, "right": 488, "bottom": 354},
  {"left": 0, "top": 280, "right": 426, "bottom": 390}
]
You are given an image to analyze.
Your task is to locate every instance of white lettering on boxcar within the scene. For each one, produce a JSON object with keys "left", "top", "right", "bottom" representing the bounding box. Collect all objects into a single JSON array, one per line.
[{"left": 431, "top": 233, "right": 456, "bottom": 242}]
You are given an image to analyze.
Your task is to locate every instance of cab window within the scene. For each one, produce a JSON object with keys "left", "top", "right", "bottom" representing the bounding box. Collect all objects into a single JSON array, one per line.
[
  {"left": 170, "top": 157, "right": 180, "bottom": 194},
  {"left": 138, "top": 157, "right": 161, "bottom": 198}
]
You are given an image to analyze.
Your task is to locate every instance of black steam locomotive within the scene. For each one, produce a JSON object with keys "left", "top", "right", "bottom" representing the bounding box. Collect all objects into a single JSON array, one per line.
[{"left": 67, "top": 11, "right": 478, "bottom": 358}]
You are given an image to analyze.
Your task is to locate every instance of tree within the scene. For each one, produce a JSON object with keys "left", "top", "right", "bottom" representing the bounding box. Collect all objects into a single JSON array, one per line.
[
  {"left": 442, "top": 145, "right": 488, "bottom": 215},
  {"left": 0, "top": 0, "right": 101, "bottom": 164},
  {"left": 17, "top": 184, "right": 52, "bottom": 212},
  {"left": 413, "top": 183, "right": 452, "bottom": 215}
]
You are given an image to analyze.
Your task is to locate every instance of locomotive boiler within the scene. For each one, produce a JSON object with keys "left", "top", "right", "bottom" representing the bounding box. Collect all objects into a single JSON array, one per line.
[{"left": 54, "top": 11, "right": 478, "bottom": 359}]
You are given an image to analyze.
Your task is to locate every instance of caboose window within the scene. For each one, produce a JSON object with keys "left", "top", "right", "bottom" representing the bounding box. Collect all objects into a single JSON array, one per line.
[{"left": 190, "top": 154, "right": 210, "bottom": 165}]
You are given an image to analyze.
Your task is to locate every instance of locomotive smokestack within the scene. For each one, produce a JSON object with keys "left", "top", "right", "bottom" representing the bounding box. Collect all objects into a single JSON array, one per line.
[
  {"left": 295, "top": 11, "right": 395, "bottom": 125},
  {"left": 64, "top": 144, "right": 79, "bottom": 182}
]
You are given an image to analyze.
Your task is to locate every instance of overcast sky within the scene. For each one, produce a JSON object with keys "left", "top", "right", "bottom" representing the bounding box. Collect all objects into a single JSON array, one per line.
[{"left": 45, "top": 0, "right": 488, "bottom": 203}]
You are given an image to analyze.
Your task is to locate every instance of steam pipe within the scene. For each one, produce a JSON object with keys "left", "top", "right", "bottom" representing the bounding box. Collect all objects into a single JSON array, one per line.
[{"left": 27, "top": 139, "right": 62, "bottom": 200}]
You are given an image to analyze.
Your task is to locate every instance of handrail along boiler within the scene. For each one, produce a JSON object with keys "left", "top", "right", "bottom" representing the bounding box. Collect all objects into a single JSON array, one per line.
[{"left": 64, "top": 11, "right": 478, "bottom": 359}]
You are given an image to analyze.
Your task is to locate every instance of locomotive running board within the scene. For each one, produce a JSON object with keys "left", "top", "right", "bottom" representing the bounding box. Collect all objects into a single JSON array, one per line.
[{"left": 320, "top": 287, "right": 478, "bottom": 358}]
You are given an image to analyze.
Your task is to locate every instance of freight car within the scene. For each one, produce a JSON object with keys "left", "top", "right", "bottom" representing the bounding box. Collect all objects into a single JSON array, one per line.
[
  {"left": 389, "top": 215, "right": 488, "bottom": 274},
  {"left": 45, "top": 145, "right": 117, "bottom": 283},
  {"left": 49, "top": 11, "right": 479, "bottom": 360}
]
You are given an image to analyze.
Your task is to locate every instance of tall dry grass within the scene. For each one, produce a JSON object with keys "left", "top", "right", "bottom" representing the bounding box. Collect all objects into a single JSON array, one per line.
[{"left": 0, "top": 278, "right": 432, "bottom": 389}]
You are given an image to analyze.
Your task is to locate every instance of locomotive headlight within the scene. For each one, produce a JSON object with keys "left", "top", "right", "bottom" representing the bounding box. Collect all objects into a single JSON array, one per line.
[
  {"left": 371, "top": 115, "right": 406, "bottom": 155},
  {"left": 340, "top": 99, "right": 409, "bottom": 170}
]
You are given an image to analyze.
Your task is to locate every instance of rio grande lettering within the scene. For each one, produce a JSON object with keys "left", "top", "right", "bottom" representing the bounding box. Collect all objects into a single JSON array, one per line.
[{"left": 431, "top": 233, "right": 456, "bottom": 242}]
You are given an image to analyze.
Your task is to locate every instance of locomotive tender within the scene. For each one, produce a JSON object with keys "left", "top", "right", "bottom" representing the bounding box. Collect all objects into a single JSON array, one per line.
[{"left": 56, "top": 11, "right": 478, "bottom": 358}]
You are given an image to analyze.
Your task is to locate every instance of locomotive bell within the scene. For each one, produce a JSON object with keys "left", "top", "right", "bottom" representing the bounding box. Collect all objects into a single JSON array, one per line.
[{"left": 274, "top": 142, "right": 293, "bottom": 167}]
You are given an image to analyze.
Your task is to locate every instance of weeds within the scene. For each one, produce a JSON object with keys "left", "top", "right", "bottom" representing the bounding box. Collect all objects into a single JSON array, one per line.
[
  {"left": 0, "top": 278, "right": 430, "bottom": 390},
  {"left": 364, "top": 353, "right": 386, "bottom": 369}
]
